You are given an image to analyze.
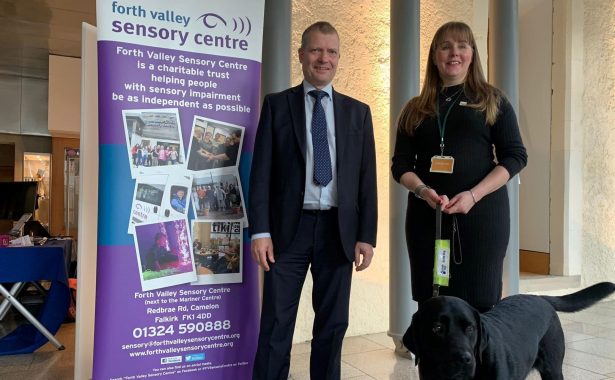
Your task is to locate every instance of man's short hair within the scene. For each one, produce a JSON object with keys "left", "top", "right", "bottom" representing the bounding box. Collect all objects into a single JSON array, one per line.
[{"left": 301, "top": 21, "right": 338, "bottom": 49}]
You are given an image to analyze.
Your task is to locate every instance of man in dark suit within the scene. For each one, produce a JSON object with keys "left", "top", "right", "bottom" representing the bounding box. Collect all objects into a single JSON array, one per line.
[{"left": 249, "top": 21, "right": 378, "bottom": 380}]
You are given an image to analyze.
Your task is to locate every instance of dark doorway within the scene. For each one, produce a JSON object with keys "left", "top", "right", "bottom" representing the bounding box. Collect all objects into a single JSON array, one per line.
[{"left": 0, "top": 144, "right": 15, "bottom": 181}]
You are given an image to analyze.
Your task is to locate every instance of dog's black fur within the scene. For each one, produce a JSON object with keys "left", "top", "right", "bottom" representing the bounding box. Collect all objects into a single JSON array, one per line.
[{"left": 403, "top": 282, "right": 615, "bottom": 380}]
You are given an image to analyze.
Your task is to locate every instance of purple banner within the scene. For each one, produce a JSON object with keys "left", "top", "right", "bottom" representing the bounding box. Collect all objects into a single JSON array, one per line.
[
  {"left": 93, "top": 1, "right": 264, "bottom": 379},
  {"left": 97, "top": 42, "right": 260, "bottom": 152},
  {"left": 93, "top": 245, "right": 259, "bottom": 379}
]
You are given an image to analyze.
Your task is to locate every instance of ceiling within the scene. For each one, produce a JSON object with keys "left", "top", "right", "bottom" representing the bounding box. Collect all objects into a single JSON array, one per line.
[{"left": 0, "top": 0, "right": 96, "bottom": 79}]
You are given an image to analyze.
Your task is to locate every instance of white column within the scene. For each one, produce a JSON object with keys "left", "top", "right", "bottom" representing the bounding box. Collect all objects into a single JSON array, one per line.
[
  {"left": 261, "top": 0, "right": 291, "bottom": 98},
  {"left": 389, "top": 0, "right": 420, "bottom": 353},
  {"left": 489, "top": 0, "right": 520, "bottom": 296}
]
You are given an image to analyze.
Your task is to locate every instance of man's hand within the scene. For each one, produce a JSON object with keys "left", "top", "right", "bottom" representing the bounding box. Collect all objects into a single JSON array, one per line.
[
  {"left": 354, "top": 241, "right": 374, "bottom": 271},
  {"left": 251, "top": 237, "right": 275, "bottom": 271}
]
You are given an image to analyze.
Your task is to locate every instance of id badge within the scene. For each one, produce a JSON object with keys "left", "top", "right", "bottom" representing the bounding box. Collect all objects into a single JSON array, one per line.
[
  {"left": 430, "top": 155, "right": 455, "bottom": 173},
  {"left": 433, "top": 239, "right": 450, "bottom": 287}
]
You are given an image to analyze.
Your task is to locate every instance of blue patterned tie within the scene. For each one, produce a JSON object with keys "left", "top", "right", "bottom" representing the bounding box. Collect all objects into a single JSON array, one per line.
[{"left": 309, "top": 90, "right": 332, "bottom": 186}]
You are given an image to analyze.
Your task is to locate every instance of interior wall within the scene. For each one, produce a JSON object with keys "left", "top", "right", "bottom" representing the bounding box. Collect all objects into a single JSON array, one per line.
[
  {"left": 518, "top": 0, "right": 552, "bottom": 254},
  {"left": 48, "top": 55, "right": 82, "bottom": 138},
  {"left": 0, "top": 75, "right": 49, "bottom": 136},
  {"left": 581, "top": 0, "right": 615, "bottom": 284},
  {"left": 0, "top": 75, "right": 22, "bottom": 135},
  {"left": 21, "top": 77, "right": 49, "bottom": 136},
  {"left": 550, "top": 0, "right": 584, "bottom": 276}
]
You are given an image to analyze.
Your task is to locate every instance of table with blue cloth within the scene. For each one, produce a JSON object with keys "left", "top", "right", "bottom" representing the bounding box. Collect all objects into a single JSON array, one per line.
[
  {"left": 0, "top": 240, "right": 71, "bottom": 355},
  {"left": 43, "top": 238, "right": 73, "bottom": 274}
]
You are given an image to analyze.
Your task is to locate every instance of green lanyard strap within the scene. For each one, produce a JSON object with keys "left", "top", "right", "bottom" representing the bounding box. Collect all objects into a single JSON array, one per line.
[{"left": 435, "top": 90, "right": 464, "bottom": 156}]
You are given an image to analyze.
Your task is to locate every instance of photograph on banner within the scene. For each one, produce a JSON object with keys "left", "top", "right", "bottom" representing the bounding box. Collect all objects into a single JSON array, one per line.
[
  {"left": 190, "top": 167, "right": 247, "bottom": 223},
  {"left": 134, "top": 218, "right": 196, "bottom": 291},
  {"left": 161, "top": 173, "right": 193, "bottom": 219},
  {"left": 191, "top": 220, "right": 242, "bottom": 285},
  {"left": 186, "top": 116, "right": 245, "bottom": 172},
  {"left": 122, "top": 108, "right": 186, "bottom": 178},
  {"left": 127, "top": 174, "right": 168, "bottom": 234}
]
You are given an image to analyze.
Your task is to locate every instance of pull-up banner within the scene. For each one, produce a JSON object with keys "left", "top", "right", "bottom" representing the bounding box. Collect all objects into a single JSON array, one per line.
[{"left": 93, "top": 1, "right": 264, "bottom": 378}]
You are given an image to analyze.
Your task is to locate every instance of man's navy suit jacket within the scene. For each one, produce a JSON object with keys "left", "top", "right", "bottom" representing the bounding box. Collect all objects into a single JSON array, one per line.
[{"left": 248, "top": 84, "right": 377, "bottom": 261}]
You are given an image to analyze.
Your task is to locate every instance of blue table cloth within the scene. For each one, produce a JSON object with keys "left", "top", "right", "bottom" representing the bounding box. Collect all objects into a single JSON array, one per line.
[
  {"left": 43, "top": 238, "right": 73, "bottom": 274},
  {"left": 0, "top": 245, "right": 70, "bottom": 355}
]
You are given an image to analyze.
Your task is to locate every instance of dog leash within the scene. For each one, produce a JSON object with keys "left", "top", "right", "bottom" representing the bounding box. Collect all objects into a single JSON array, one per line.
[
  {"left": 432, "top": 203, "right": 451, "bottom": 297},
  {"left": 451, "top": 215, "right": 463, "bottom": 265}
]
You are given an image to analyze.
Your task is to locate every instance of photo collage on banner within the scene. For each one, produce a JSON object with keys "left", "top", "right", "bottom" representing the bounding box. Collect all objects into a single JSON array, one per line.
[
  {"left": 123, "top": 108, "right": 187, "bottom": 178},
  {"left": 186, "top": 116, "right": 248, "bottom": 228},
  {"left": 134, "top": 218, "right": 196, "bottom": 291},
  {"left": 192, "top": 220, "right": 242, "bottom": 285},
  {"left": 124, "top": 109, "right": 196, "bottom": 289},
  {"left": 94, "top": 0, "right": 264, "bottom": 379}
]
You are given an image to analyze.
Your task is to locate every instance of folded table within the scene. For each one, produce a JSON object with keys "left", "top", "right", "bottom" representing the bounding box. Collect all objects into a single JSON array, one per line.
[{"left": 0, "top": 244, "right": 71, "bottom": 355}]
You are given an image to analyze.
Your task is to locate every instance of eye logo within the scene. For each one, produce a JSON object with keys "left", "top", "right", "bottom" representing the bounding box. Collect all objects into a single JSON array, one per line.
[
  {"left": 193, "top": 13, "right": 251, "bottom": 50},
  {"left": 197, "top": 13, "right": 252, "bottom": 36}
]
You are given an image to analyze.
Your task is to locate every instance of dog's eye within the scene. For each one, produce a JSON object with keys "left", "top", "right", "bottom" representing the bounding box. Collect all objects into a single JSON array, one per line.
[
  {"left": 465, "top": 325, "right": 475, "bottom": 334},
  {"left": 432, "top": 323, "right": 443, "bottom": 335}
]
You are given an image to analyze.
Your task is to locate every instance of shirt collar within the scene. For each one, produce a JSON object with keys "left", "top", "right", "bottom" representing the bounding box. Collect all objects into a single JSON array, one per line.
[{"left": 303, "top": 81, "right": 333, "bottom": 99}]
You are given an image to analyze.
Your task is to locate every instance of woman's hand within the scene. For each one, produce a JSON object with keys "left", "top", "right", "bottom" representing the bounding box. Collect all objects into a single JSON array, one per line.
[
  {"left": 420, "top": 187, "right": 449, "bottom": 210},
  {"left": 442, "top": 190, "right": 476, "bottom": 214}
]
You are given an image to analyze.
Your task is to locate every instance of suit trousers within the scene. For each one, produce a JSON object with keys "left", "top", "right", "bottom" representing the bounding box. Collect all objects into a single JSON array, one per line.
[{"left": 253, "top": 209, "right": 353, "bottom": 380}]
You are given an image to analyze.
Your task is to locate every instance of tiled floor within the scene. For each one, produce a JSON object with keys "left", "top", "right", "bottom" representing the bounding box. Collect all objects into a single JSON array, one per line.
[
  {"left": 0, "top": 322, "right": 75, "bottom": 380},
  {"left": 1, "top": 299, "right": 615, "bottom": 379},
  {"left": 288, "top": 298, "right": 615, "bottom": 380}
]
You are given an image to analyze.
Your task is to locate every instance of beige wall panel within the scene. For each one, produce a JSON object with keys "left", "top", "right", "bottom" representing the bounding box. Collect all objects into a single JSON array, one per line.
[
  {"left": 48, "top": 55, "right": 81, "bottom": 137},
  {"left": 582, "top": 0, "right": 615, "bottom": 284}
]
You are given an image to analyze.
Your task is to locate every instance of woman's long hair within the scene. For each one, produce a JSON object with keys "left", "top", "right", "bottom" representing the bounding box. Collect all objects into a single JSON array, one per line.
[{"left": 398, "top": 21, "right": 502, "bottom": 135}]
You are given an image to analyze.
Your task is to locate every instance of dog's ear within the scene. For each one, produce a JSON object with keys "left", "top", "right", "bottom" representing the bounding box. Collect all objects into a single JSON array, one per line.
[
  {"left": 403, "top": 310, "right": 421, "bottom": 365},
  {"left": 474, "top": 309, "right": 489, "bottom": 364}
]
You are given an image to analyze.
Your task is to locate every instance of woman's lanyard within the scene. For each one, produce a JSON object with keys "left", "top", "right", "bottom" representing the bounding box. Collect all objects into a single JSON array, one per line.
[{"left": 430, "top": 90, "right": 463, "bottom": 174}]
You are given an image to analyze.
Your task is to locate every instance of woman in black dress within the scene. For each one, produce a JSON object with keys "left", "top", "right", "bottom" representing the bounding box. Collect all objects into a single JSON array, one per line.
[{"left": 391, "top": 21, "right": 527, "bottom": 310}]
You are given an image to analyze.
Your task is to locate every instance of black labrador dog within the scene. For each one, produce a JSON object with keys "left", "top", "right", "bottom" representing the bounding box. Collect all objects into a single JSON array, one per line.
[{"left": 403, "top": 282, "right": 615, "bottom": 380}]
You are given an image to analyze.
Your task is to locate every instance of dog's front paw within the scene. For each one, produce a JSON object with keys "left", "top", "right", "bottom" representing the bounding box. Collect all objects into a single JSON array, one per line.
[{"left": 394, "top": 338, "right": 414, "bottom": 360}]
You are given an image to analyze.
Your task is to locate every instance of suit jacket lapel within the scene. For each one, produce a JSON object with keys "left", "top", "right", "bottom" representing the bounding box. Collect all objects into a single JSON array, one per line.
[
  {"left": 288, "top": 84, "right": 306, "bottom": 161},
  {"left": 333, "top": 89, "right": 347, "bottom": 171}
]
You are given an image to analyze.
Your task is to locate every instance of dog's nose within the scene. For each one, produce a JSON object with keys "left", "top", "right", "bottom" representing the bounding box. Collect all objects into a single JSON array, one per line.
[{"left": 460, "top": 351, "right": 473, "bottom": 364}]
